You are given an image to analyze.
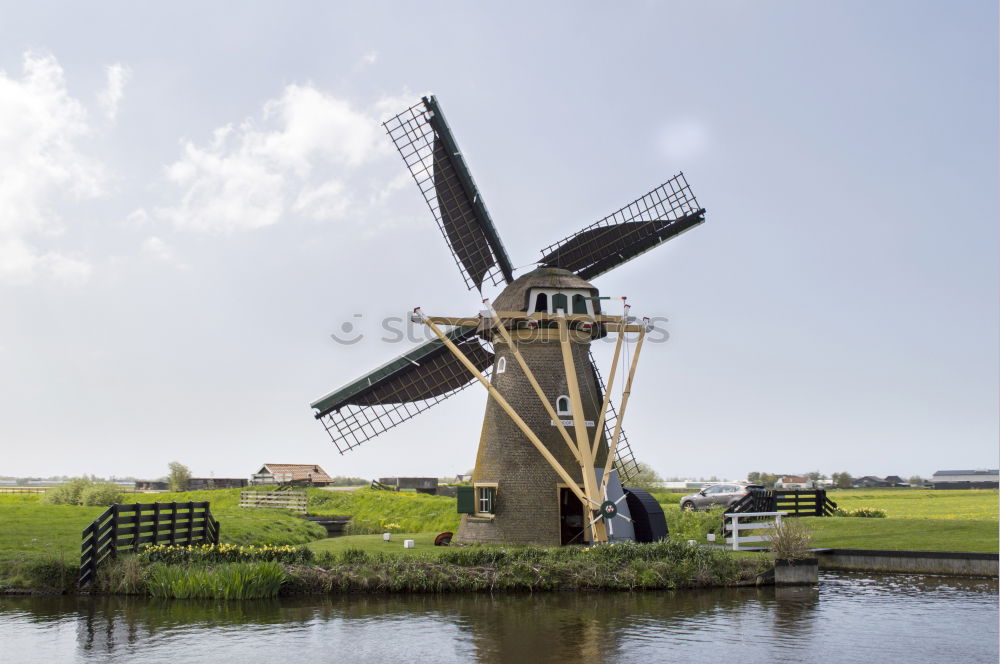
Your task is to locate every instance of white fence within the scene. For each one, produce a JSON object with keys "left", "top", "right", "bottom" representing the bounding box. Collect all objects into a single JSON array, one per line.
[
  {"left": 239, "top": 490, "right": 308, "bottom": 514},
  {"left": 723, "top": 511, "right": 786, "bottom": 550}
]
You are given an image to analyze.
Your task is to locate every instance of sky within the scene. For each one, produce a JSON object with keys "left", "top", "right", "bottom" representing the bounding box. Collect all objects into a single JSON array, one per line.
[{"left": 0, "top": 1, "right": 996, "bottom": 482}]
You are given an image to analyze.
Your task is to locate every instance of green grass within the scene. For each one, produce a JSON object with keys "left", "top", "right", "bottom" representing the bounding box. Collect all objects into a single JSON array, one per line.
[
  {"left": 826, "top": 489, "right": 998, "bottom": 520},
  {"left": 305, "top": 488, "right": 460, "bottom": 534},
  {"left": 801, "top": 516, "right": 998, "bottom": 553},
  {"left": 307, "top": 532, "right": 450, "bottom": 560},
  {"left": 0, "top": 491, "right": 325, "bottom": 589}
]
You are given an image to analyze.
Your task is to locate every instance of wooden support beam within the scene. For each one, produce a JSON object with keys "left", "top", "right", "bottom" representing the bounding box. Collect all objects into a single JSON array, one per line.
[
  {"left": 558, "top": 316, "right": 606, "bottom": 543},
  {"left": 590, "top": 327, "right": 625, "bottom": 461},
  {"left": 601, "top": 328, "right": 646, "bottom": 493},
  {"left": 420, "top": 314, "right": 588, "bottom": 505},
  {"left": 487, "top": 307, "right": 582, "bottom": 463}
]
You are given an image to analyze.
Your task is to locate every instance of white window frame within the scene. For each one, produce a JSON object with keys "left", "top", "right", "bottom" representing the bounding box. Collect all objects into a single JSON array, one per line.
[
  {"left": 555, "top": 395, "right": 571, "bottom": 416},
  {"left": 474, "top": 483, "right": 498, "bottom": 517},
  {"left": 496, "top": 356, "right": 507, "bottom": 374}
]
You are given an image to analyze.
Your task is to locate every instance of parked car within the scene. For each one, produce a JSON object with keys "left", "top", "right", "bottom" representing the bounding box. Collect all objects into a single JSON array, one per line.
[{"left": 679, "top": 483, "right": 765, "bottom": 511}]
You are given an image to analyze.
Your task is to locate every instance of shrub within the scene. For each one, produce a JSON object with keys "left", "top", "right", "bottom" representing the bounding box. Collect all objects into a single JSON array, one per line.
[
  {"left": 41, "top": 478, "right": 92, "bottom": 505},
  {"left": 770, "top": 519, "right": 813, "bottom": 561},
  {"left": 833, "top": 507, "right": 887, "bottom": 518},
  {"left": 138, "top": 543, "right": 313, "bottom": 565},
  {"left": 665, "top": 506, "right": 726, "bottom": 541},
  {"left": 80, "top": 483, "right": 125, "bottom": 506}
]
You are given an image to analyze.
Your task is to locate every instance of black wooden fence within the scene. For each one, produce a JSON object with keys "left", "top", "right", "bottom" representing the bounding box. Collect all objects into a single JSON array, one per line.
[
  {"left": 729, "top": 489, "right": 838, "bottom": 517},
  {"left": 79, "top": 501, "right": 220, "bottom": 587}
]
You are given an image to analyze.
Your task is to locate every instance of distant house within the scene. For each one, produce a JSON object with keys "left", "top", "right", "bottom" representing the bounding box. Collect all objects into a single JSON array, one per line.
[
  {"left": 188, "top": 477, "right": 248, "bottom": 490},
  {"left": 883, "top": 475, "right": 910, "bottom": 487},
  {"left": 252, "top": 464, "right": 334, "bottom": 486},
  {"left": 774, "top": 476, "right": 814, "bottom": 490},
  {"left": 931, "top": 469, "right": 999, "bottom": 490},
  {"left": 135, "top": 480, "right": 169, "bottom": 491},
  {"left": 853, "top": 476, "right": 890, "bottom": 488}
]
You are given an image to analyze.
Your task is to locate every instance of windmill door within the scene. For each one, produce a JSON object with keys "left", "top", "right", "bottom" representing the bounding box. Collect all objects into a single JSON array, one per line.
[{"left": 559, "top": 488, "right": 584, "bottom": 545}]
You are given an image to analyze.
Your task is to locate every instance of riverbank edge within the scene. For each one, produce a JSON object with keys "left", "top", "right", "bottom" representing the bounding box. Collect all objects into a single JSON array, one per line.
[
  {"left": 814, "top": 548, "right": 998, "bottom": 577},
  {"left": 2, "top": 552, "right": 776, "bottom": 597}
]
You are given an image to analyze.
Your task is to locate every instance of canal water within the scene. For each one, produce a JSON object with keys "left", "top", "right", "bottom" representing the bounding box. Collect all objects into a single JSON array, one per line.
[{"left": 0, "top": 572, "right": 996, "bottom": 663}]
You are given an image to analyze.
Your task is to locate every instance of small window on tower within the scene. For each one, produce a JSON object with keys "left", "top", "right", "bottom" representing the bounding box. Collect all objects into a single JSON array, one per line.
[
  {"left": 572, "top": 294, "right": 588, "bottom": 314},
  {"left": 474, "top": 484, "right": 497, "bottom": 516},
  {"left": 556, "top": 395, "right": 571, "bottom": 416},
  {"left": 534, "top": 292, "right": 548, "bottom": 313},
  {"left": 552, "top": 293, "right": 568, "bottom": 313},
  {"left": 496, "top": 356, "right": 507, "bottom": 374}
]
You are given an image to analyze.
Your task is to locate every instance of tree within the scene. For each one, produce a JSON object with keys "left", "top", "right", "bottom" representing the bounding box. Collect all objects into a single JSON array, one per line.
[
  {"left": 831, "top": 472, "right": 853, "bottom": 489},
  {"left": 806, "top": 471, "right": 826, "bottom": 481},
  {"left": 628, "top": 462, "right": 663, "bottom": 492},
  {"left": 168, "top": 461, "right": 192, "bottom": 492},
  {"left": 908, "top": 475, "right": 924, "bottom": 487}
]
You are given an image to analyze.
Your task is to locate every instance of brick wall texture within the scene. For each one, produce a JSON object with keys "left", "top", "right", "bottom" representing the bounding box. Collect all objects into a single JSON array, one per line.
[{"left": 456, "top": 327, "right": 610, "bottom": 546}]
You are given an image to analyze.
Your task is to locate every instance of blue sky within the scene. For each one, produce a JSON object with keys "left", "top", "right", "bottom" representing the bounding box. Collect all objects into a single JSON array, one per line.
[{"left": 0, "top": 1, "right": 996, "bottom": 481}]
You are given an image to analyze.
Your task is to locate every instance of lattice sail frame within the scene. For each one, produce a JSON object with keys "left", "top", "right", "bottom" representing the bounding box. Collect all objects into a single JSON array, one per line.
[
  {"left": 383, "top": 97, "right": 513, "bottom": 291},
  {"left": 315, "top": 331, "right": 493, "bottom": 453},
  {"left": 539, "top": 172, "right": 705, "bottom": 280}
]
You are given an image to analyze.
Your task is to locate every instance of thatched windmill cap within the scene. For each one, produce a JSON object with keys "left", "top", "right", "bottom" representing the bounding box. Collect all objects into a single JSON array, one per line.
[{"left": 492, "top": 267, "right": 599, "bottom": 312}]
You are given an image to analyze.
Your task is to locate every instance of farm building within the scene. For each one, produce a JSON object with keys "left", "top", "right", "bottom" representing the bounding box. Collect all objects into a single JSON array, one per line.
[
  {"left": 188, "top": 477, "right": 247, "bottom": 490},
  {"left": 852, "top": 476, "right": 891, "bottom": 488},
  {"left": 774, "top": 476, "right": 814, "bottom": 490},
  {"left": 931, "top": 469, "right": 999, "bottom": 490},
  {"left": 252, "top": 463, "right": 334, "bottom": 486}
]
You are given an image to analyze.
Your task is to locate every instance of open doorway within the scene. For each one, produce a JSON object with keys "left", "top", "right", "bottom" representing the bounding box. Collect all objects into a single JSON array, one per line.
[{"left": 559, "top": 488, "right": 584, "bottom": 545}]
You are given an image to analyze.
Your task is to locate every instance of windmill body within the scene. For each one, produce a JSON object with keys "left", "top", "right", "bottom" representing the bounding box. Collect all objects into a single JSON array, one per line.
[{"left": 310, "top": 96, "right": 705, "bottom": 545}]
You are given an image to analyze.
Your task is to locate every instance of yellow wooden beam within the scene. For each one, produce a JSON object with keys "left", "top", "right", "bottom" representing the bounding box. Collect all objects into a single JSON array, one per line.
[
  {"left": 601, "top": 328, "right": 646, "bottom": 493},
  {"left": 589, "top": 327, "right": 625, "bottom": 461},
  {"left": 557, "top": 316, "right": 606, "bottom": 542},
  {"left": 487, "top": 306, "right": 583, "bottom": 464},
  {"left": 420, "top": 314, "right": 589, "bottom": 505}
]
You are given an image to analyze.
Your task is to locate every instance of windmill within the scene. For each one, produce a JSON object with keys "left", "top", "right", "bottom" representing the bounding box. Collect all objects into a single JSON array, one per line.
[{"left": 310, "top": 96, "right": 705, "bottom": 545}]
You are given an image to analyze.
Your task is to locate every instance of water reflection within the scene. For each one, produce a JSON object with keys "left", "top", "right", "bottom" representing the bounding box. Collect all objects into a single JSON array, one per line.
[{"left": 0, "top": 573, "right": 995, "bottom": 664}]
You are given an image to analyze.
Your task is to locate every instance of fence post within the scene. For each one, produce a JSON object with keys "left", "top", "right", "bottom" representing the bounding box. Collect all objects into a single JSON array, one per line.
[
  {"left": 169, "top": 502, "right": 177, "bottom": 545},
  {"left": 730, "top": 514, "right": 740, "bottom": 551},
  {"left": 153, "top": 503, "right": 160, "bottom": 544},
  {"left": 132, "top": 503, "right": 141, "bottom": 552},
  {"left": 110, "top": 504, "right": 119, "bottom": 560}
]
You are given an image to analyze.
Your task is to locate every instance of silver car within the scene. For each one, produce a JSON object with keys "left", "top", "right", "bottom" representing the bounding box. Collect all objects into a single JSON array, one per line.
[{"left": 679, "top": 483, "right": 764, "bottom": 511}]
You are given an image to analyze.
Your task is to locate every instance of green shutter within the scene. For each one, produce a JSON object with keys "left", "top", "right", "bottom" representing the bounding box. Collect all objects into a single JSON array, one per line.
[
  {"left": 552, "top": 293, "right": 568, "bottom": 312},
  {"left": 572, "top": 294, "right": 587, "bottom": 314},
  {"left": 457, "top": 486, "right": 475, "bottom": 514}
]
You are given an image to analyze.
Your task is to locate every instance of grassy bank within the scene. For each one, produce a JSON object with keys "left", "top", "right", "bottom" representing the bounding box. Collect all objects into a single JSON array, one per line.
[
  {"left": 92, "top": 539, "right": 770, "bottom": 597},
  {"left": 0, "top": 491, "right": 325, "bottom": 591},
  {"left": 826, "top": 489, "right": 998, "bottom": 520}
]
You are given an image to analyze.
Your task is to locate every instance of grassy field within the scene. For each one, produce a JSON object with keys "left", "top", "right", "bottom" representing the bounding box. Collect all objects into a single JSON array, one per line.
[
  {"left": 802, "top": 517, "right": 998, "bottom": 552},
  {"left": 0, "top": 491, "right": 326, "bottom": 589},
  {"left": 308, "top": 532, "right": 450, "bottom": 560},
  {"left": 827, "top": 489, "right": 998, "bottom": 520}
]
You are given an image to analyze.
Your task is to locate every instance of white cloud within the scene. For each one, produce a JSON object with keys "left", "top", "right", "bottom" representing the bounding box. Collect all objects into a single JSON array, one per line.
[
  {"left": 362, "top": 51, "right": 378, "bottom": 65},
  {"left": 294, "top": 180, "right": 350, "bottom": 220},
  {"left": 657, "top": 119, "right": 711, "bottom": 162},
  {"left": 98, "top": 63, "right": 130, "bottom": 122},
  {"left": 0, "top": 51, "right": 107, "bottom": 284},
  {"left": 141, "top": 235, "right": 173, "bottom": 261},
  {"left": 159, "top": 85, "right": 386, "bottom": 234}
]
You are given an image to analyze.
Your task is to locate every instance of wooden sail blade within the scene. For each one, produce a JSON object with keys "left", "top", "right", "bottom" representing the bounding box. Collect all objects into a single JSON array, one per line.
[
  {"left": 539, "top": 173, "right": 705, "bottom": 280},
  {"left": 310, "top": 327, "right": 493, "bottom": 453}
]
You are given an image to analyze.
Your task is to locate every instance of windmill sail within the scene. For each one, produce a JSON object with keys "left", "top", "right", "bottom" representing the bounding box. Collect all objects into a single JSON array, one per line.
[
  {"left": 539, "top": 173, "right": 705, "bottom": 280},
  {"left": 384, "top": 96, "right": 514, "bottom": 291},
  {"left": 311, "top": 326, "right": 493, "bottom": 453}
]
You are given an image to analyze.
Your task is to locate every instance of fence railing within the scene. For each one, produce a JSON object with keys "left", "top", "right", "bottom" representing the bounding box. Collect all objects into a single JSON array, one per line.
[
  {"left": 729, "top": 489, "right": 837, "bottom": 517},
  {"left": 80, "top": 501, "right": 219, "bottom": 587},
  {"left": 724, "top": 511, "right": 785, "bottom": 550},
  {"left": 239, "top": 490, "right": 307, "bottom": 514}
]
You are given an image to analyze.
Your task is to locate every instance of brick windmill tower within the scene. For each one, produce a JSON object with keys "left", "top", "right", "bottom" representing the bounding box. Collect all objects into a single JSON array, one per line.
[{"left": 310, "top": 96, "right": 705, "bottom": 545}]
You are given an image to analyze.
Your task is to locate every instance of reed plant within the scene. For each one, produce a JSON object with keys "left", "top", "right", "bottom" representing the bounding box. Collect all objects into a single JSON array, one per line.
[{"left": 146, "top": 561, "right": 287, "bottom": 599}]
